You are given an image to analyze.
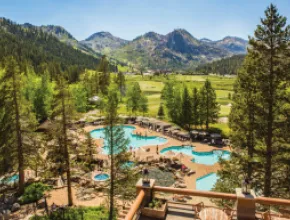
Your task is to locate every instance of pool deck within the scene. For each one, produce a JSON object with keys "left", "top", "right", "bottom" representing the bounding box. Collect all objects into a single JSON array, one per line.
[{"left": 84, "top": 124, "right": 230, "bottom": 193}]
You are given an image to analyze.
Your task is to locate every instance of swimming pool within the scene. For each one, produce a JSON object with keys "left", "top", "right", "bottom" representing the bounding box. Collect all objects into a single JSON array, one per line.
[
  {"left": 94, "top": 173, "right": 110, "bottom": 181},
  {"left": 160, "top": 146, "right": 230, "bottom": 165},
  {"left": 196, "top": 173, "right": 218, "bottom": 191},
  {"left": 90, "top": 125, "right": 167, "bottom": 154},
  {"left": 0, "top": 174, "right": 19, "bottom": 184},
  {"left": 121, "top": 161, "right": 135, "bottom": 169}
]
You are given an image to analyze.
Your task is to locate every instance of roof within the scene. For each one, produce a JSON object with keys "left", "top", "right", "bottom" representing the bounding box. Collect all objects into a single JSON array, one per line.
[
  {"left": 210, "top": 133, "right": 222, "bottom": 138},
  {"left": 190, "top": 130, "right": 199, "bottom": 135},
  {"left": 177, "top": 131, "right": 190, "bottom": 137},
  {"left": 36, "top": 120, "right": 55, "bottom": 132}
]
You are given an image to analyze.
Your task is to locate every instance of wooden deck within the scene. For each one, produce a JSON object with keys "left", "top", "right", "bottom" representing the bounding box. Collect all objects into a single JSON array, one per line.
[{"left": 140, "top": 203, "right": 197, "bottom": 220}]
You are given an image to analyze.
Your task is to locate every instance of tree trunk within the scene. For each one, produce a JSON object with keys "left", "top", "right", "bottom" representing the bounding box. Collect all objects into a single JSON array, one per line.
[
  {"left": 109, "top": 124, "right": 114, "bottom": 220},
  {"left": 61, "top": 90, "right": 73, "bottom": 206},
  {"left": 206, "top": 89, "right": 209, "bottom": 131},
  {"left": 247, "top": 101, "right": 255, "bottom": 179},
  {"left": 264, "top": 40, "right": 274, "bottom": 197},
  {"left": 12, "top": 70, "right": 25, "bottom": 195}
]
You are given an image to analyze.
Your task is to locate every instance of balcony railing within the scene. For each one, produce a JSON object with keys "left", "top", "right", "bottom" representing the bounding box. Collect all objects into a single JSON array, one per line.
[{"left": 125, "top": 179, "right": 290, "bottom": 220}]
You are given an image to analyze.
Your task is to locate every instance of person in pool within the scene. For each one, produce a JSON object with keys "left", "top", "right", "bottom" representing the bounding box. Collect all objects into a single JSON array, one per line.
[{"left": 156, "top": 145, "right": 159, "bottom": 154}]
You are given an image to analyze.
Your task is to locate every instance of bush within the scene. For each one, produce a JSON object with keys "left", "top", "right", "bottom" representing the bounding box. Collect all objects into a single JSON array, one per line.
[
  {"left": 30, "top": 206, "right": 112, "bottom": 220},
  {"left": 20, "top": 182, "right": 51, "bottom": 204}
]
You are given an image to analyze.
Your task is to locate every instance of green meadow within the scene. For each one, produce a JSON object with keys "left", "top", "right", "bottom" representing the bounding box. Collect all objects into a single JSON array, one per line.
[{"left": 118, "top": 74, "right": 236, "bottom": 136}]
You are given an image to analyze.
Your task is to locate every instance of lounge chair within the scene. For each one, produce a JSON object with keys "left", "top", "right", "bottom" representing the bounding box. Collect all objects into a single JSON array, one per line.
[
  {"left": 192, "top": 202, "right": 204, "bottom": 219},
  {"left": 223, "top": 204, "right": 237, "bottom": 220},
  {"left": 187, "top": 170, "right": 196, "bottom": 176}
]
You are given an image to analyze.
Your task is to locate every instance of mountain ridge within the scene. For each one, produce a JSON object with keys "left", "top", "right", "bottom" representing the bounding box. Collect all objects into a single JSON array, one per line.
[{"left": 80, "top": 29, "right": 248, "bottom": 70}]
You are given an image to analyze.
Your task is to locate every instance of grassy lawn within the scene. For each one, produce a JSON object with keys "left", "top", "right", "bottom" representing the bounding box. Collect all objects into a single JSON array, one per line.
[
  {"left": 219, "top": 104, "right": 231, "bottom": 117},
  {"left": 210, "top": 123, "right": 231, "bottom": 137},
  {"left": 122, "top": 74, "right": 235, "bottom": 135}
]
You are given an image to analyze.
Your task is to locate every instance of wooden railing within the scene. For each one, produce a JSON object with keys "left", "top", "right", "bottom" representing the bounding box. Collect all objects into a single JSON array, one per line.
[
  {"left": 125, "top": 180, "right": 290, "bottom": 220},
  {"left": 124, "top": 189, "right": 145, "bottom": 220},
  {"left": 256, "top": 196, "right": 290, "bottom": 207},
  {"left": 153, "top": 186, "right": 237, "bottom": 200}
]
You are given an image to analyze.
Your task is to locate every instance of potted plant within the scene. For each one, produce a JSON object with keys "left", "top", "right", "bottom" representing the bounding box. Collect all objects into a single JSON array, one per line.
[{"left": 141, "top": 198, "right": 168, "bottom": 219}]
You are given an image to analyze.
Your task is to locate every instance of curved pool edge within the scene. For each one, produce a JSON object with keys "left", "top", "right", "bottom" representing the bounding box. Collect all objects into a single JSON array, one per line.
[
  {"left": 90, "top": 125, "right": 167, "bottom": 140},
  {"left": 160, "top": 145, "right": 231, "bottom": 155},
  {"left": 196, "top": 172, "right": 218, "bottom": 191},
  {"left": 92, "top": 172, "right": 110, "bottom": 182},
  {"left": 90, "top": 125, "right": 168, "bottom": 153}
]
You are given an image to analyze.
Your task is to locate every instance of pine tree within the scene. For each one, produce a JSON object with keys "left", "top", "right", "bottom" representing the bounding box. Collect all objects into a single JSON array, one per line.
[
  {"left": 229, "top": 53, "right": 258, "bottom": 180},
  {"left": 216, "top": 4, "right": 290, "bottom": 199},
  {"left": 157, "top": 104, "right": 165, "bottom": 119},
  {"left": 180, "top": 86, "right": 192, "bottom": 131},
  {"left": 51, "top": 73, "right": 75, "bottom": 206},
  {"left": 139, "top": 95, "right": 148, "bottom": 116},
  {"left": 0, "top": 57, "right": 37, "bottom": 194},
  {"left": 104, "top": 86, "right": 129, "bottom": 220},
  {"left": 126, "top": 82, "right": 142, "bottom": 115},
  {"left": 192, "top": 87, "right": 199, "bottom": 128},
  {"left": 83, "top": 132, "right": 96, "bottom": 171},
  {"left": 199, "top": 79, "right": 219, "bottom": 130},
  {"left": 247, "top": 4, "right": 290, "bottom": 197},
  {"left": 98, "top": 55, "right": 110, "bottom": 95},
  {"left": 114, "top": 71, "right": 126, "bottom": 98}
]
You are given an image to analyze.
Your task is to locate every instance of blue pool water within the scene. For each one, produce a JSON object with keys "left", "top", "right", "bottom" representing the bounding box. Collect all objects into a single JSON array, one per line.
[
  {"left": 0, "top": 174, "right": 19, "bottom": 184},
  {"left": 94, "top": 173, "right": 110, "bottom": 181},
  {"left": 121, "top": 161, "right": 135, "bottom": 169},
  {"left": 90, "top": 125, "right": 167, "bottom": 154},
  {"left": 160, "top": 146, "right": 230, "bottom": 165},
  {"left": 196, "top": 173, "right": 218, "bottom": 191}
]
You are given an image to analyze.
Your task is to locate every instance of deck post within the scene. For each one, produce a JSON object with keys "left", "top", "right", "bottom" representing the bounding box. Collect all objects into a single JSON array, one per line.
[
  {"left": 235, "top": 188, "right": 256, "bottom": 220},
  {"left": 136, "top": 178, "right": 156, "bottom": 205}
]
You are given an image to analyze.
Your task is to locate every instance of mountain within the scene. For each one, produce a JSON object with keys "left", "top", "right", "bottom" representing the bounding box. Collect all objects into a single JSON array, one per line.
[
  {"left": 0, "top": 18, "right": 101, "bottom": 72},
  {"left": 200, "top": 38, "right": 212, "bottom": 43},
  {"left": 82, "top": 29, "right": 247, "bottom": 70},
  {"left": 210, "top": 36, "right": 248, "bottom": 54},
  {"left": 195, "top": 54, "right": 245, "bottom": 75},
  {"left": 22, "top": 23, "right": 102, "bottom": 57},
  {"left": 109, "top": 29, "right": 233, "bottom": 70},
  {"left": 80, "top": 31, "right": 128, "bottom": 54}
]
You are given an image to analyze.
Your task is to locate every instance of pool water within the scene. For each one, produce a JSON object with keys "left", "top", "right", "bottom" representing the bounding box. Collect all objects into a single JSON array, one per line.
[
  {"left": 90, "top": 125, "right": 167, "bottom": 154},
  {"left": 160, "top": 146, "right": 230, "bottom": 165},
  {"left": 121, "top": 161, "right": 135, "bottom": 169},
  {"left": 94, "top": 173, "right": 110, "bottom": 181},
  {"left": 196, "top": 173, "right": 218, "bottom": 191},
  {"left": 0, "top": 174, "right": 19, "bottom": 184}
]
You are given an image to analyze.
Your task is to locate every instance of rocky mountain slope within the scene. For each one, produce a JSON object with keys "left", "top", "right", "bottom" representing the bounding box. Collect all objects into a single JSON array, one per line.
[
  {"left": 81, "top": 29, "right": 248, "bottom": 70},
  {"left": 22, "top": 23, "right": 101, "bottom": 58},
  {"left": 80, "top": 31, "right": 128, "bottom": 54}
]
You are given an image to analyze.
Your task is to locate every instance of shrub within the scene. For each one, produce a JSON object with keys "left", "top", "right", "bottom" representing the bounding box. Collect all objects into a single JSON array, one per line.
[
  {"left": 30, "top": 206, "right": 112, "bottom": 220},
  {"left": 20, "top": 182, "right": 51, "bottom": 204}
]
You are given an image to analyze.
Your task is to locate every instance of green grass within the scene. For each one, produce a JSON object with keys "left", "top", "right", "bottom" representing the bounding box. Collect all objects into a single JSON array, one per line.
[
  {"left": 210, "top": 123, "right": 231, "bottom": 137},
  {"left": 122, "top": 74, "right": 235, "bottom": 135},
  {"left": 219, "top": 105, "right": 231, "bottom": 117}
]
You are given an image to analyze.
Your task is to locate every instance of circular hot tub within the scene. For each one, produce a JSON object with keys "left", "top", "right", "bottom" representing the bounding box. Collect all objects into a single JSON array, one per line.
[{"left": 93, "top": 173, "right": 110, "bottom": 181}]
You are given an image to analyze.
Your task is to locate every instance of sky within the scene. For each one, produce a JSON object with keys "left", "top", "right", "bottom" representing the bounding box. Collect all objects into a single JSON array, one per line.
[{"left": 1, "top": 0, "right": 290, "bottom": 41}]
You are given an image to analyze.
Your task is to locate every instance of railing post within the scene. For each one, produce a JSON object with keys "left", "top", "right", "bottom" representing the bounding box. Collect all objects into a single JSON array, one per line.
[
  {"left": 136, "top": 178, "right": 156, "bottom": 206},
  {"left": 235, "top": 188, "right": 256, "bottom": 220}
]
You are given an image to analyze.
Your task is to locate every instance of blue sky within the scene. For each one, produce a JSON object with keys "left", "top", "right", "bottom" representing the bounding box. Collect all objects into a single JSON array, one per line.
[{"left": 1, "top": 0, "right": 290, "bottom": 41}]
